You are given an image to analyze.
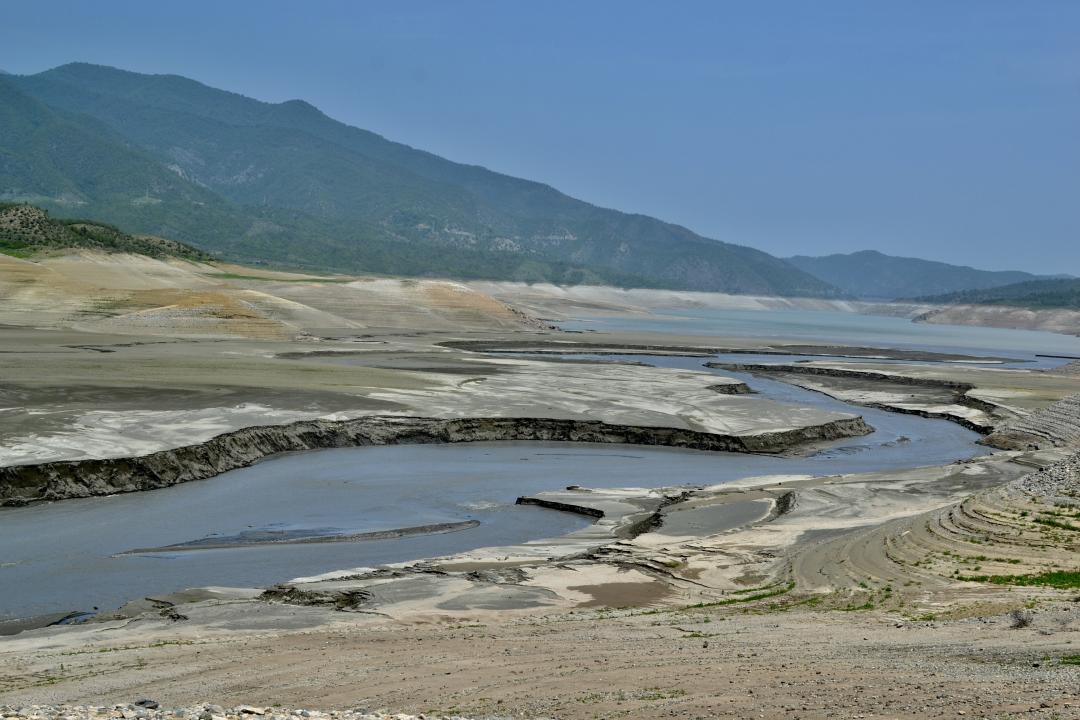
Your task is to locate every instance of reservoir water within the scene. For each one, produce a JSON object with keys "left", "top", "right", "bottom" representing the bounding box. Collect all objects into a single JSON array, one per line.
[{"left": 560, "top": 308, "right": 1080, "bottom": 367}]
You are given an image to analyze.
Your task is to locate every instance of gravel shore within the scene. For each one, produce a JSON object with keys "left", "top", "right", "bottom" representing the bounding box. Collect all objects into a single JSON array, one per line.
[{"left": 1016, "top": 448, "right": 1080, "bottom": 501}]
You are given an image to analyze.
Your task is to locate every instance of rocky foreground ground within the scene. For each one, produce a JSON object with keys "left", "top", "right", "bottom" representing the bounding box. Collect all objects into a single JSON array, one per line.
[{"left": 0, "top": 707, "right": 475, "bottom": 720}]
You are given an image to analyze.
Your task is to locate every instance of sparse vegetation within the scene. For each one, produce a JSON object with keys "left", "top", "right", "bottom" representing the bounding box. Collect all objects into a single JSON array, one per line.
[
  {"left": 689, "top": 582, "right": 796, "bottom": 608},
  {"left": 958, "top": 570, "right": 1080, "bottom": 589},
  {"left": 0, "top": 203, "right": 211, "bottom": 261},
  {"left": 1034, "top": 516, "right": 1080, "bottom": 532}
]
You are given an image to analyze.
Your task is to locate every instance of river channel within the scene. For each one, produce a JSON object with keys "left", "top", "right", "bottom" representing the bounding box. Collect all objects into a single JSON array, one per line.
[{"left": 0, "top": 352, "right": 988, "bottom": 622}]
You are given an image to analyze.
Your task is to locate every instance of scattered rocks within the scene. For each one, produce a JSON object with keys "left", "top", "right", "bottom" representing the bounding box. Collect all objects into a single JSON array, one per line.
[
  {"left": 1047, "top": 360, "right": 1080, "bottom": 377},
  {"left": 0, "top": 706, "right": 476, "bottom": 720},
  {"left": 1015, "top": 449, "right": 1080, "bottom": 502},
  {"left": 259, "top": 585, "right": 372, "bottom": 611}
]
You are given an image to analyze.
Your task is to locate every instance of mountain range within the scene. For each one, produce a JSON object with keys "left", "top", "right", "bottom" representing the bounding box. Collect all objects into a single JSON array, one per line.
[
  {"left": 785, "top": 250, "right": 1055, "bottom": 301},
  {"left": 0, "top": 63, "right": 837, "bottom": 296}
]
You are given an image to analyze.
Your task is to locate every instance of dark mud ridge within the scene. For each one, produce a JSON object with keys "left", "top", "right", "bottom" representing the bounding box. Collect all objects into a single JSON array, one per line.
[
  {"left": 515, "top": 497, "right": 605, "bottom": 518},
  {"left": 121, "top": 520, "right": 482, "bottom": 554},
  {"left": 717, "top": 345, "right": 1012, "bottom": 363},
  {"left": 439, "top": 339, "right": 721, "bottom": 356},
  {"left": 0, "top": 414, "right": 871, "bottom": 506}
]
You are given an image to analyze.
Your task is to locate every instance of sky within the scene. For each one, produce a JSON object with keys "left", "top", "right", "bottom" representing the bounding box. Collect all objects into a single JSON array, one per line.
[{"left": 2, "top": 1, "right": 1078, "bottom": 273}]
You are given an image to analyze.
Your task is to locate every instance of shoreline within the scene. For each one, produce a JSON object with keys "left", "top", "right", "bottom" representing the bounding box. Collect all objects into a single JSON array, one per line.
[
  {"left": 1, "top": 483, "right": 680, "bottom": 632},
  {"left": 2, "top": 397, "right": 1076, "bottom": 717},
  {"left": 0, "top": 413, "right": 871, "bottom": 507},
  {"left": 467, "top": 281, "right": 1080, "bottom": 339},
  {"left": 707, "top": 361, "right": 1001, "bottom": 434}
]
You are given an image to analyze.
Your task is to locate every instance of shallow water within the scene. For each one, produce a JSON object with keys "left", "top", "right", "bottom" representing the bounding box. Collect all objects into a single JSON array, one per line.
[
  {"left": 0, "top": 357, "right": 983, "bottom": 620},
  {"left": 562, "top": 353, "right": 986, "bottom": 471},
  {"left": 561, "top": 307, "right": 1080, "bottom": 367}
]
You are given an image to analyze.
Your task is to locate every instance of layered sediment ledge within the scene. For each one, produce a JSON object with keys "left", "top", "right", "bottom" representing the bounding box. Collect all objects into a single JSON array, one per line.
[
  {"left": 0, "top": 414, "right": 872, "bottom": 506},
  {"left": 984, "top": 393, "right": 1080, "bottom": 450},
  {"left": 707, "top": 362, "right": 1000, "bottom": 433}
]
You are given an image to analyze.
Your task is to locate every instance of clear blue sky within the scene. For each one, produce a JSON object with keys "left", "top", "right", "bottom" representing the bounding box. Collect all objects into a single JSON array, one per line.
[{"left": 2, "top": 1, "right": 1077, "bottom": 273}]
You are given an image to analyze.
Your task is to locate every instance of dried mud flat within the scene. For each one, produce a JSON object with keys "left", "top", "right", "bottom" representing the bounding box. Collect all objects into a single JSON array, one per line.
[{"left": 4, "top": 253, "right": 1080, "bottom": 718}]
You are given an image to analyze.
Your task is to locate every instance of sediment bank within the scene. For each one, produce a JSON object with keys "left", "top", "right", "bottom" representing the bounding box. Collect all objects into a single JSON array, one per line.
[
  {"left": 0, "top": 413, "right": 871, "bottom": 506},
  {"left": 707, "top": 361, "right": 1003, "bottom": 433}
]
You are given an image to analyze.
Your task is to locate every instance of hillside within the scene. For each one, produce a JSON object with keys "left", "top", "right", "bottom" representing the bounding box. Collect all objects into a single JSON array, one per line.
[
  {"left": 0, "top": 63, "right": 837, "bottom": 296},
  {"left": 915, "top": 277, "right": 1080, "bottom": 310},
  {"left": 786, "top": 250, "right": 1041, "bottom": 300},
  {"left": 0, "top": 203, "right": 210, "bottom": 260}
]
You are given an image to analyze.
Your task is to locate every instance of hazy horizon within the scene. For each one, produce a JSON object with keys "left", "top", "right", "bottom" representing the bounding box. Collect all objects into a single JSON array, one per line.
[{"left": 3, "top": 1, "right": 1077, "bottom": 274}]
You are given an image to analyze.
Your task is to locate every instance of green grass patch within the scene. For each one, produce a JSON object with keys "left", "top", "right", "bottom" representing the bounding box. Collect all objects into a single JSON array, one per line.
[
  {"left": 0, "top": 239, "right": 35, "bottom": 258},
  {"left": 840, "top": 600, "right": 876, "bottom": 612},
  {"left": 689, "top": 582, "right": 795, "bottom": 608},
  {"left": 1061, "top": 655, "right": 1080, "bottom": 666},
  {"left": 1035, "top": 516, "right": 1080, "bottom": 532},
  {"left": 957, "top": 570, "right": 1080, "bottom": 589}
]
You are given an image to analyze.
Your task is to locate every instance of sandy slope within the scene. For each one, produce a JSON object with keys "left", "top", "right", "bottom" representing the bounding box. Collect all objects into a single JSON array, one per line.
[{"left": 0, "top": 252, "right": 540, "bottom": 338}]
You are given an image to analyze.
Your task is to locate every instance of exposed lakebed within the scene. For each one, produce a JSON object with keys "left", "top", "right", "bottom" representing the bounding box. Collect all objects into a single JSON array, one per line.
[
  {"left": 560, "top": 307, "right": 1080, "bottom": 368},
  {"left": 0, "top": 355, "right": 984, "bottom": 622}
]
